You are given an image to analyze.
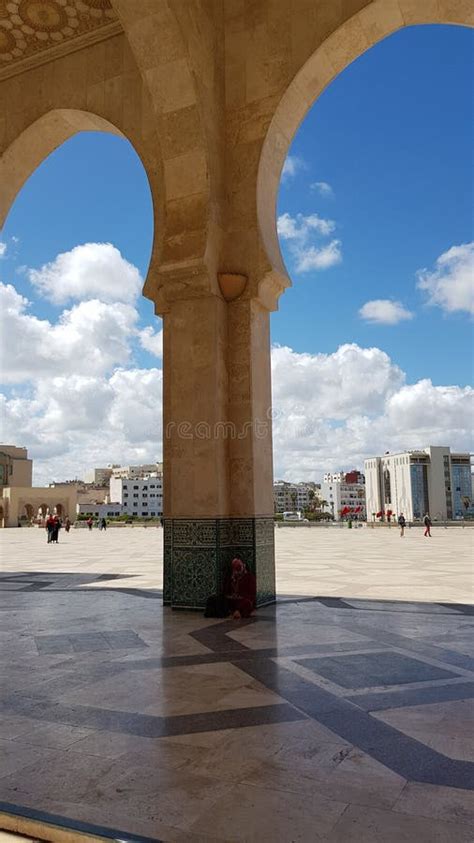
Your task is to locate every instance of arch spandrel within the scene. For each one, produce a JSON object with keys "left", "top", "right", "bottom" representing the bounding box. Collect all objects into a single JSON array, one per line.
[{"left": 256, "top": 0, "right": 474, "bottom": 298}]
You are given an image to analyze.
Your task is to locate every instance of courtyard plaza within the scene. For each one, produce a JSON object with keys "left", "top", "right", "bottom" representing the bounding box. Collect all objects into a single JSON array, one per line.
[{"left": 0, "top": 526, "right": 473, "bottom": 842}]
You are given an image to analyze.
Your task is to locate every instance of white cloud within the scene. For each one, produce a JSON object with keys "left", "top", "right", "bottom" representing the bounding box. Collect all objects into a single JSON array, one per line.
[
  {"left": 0, "top": 282, "right": 137, "bottom": 382},
  {"left": 359, "top": 299, "right": 414, "bottom": 325},
  {"left": 0, "top": 241, "right": 6, "bottom": 257},
  {"left": 277, "top": 212, "right": 336, "bottom": 241},
  {"left": 28, "top": 243, "right": 143, "bottom": 305},
  {"left": 281, "top": 155, "right": 305, "bottom": 181},
  {"left": 1, "top": 336, "right": 472, "bottom": 485},
  {"left": 417, "top": 242, "right": 474, "bottom": 315},
  {"left": 139, "top": 326, "right": 163, "bottom": 358},
  {"left": 271, "top": 344, "right": 473, "bottom": 481},
  {"left": 0, "top": 368, "right": 163, "bottom": 484},
  {"left": 277, "top": 211, "right": 341, "bottom": 275},
  {"left": 296, "top": 240, "right": 342, "bottom": 272},
  {"left": 310, "top": 181, "right": 334, "bottom": 197}
]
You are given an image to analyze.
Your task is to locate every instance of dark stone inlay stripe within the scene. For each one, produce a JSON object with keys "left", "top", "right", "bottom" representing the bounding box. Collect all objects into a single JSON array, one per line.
[
  {"left": 347, "top": 680, "right": 474, "bottom": 712},
  {"left": 0, "top": 802, "right": 163, "bottom": 843},
  {"left": 190, "top": 618, "right": 256, "bottom": 652},
  {"left": 112, "top": 640, "right": 384, "bottom": 673},
  {"left": 237, "top": 659, "right": 474, "bottom": 790},
  {"left": 0, "top": 694, "right": 305, "bottom": 738}
]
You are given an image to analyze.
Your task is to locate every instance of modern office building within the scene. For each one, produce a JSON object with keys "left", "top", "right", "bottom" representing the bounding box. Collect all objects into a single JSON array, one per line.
[
  {"left": 364, "top": 447, "right": 473, "bottom": 521},
  {"left": 109, "top": 474, "right": 163, "bottom": 518}
]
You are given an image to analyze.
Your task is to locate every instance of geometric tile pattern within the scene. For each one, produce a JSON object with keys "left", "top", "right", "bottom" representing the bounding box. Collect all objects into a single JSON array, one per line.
[
  {"left": 35, "top": 629, "right": 148, "bottom": 655},
  {"left": 1, "top": 530, "right": 473, "bottom": 842},
  {"left": 163, "top": 517, "right": 275, "bottom": 609},
  {"left": 297, "top": 651, "right": 459, "bottom": 690}
]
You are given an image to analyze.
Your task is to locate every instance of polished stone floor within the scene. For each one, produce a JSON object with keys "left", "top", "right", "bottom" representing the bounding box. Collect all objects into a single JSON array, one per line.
[{"left": 0, "top": 527, "right": 473, "bottom": 842}]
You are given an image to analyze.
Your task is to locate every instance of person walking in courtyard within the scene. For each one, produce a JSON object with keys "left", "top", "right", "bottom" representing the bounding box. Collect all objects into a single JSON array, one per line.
[
  {"left": 46, "top": 514, "right": 55, "bottom": 543},
  {"left": 398, "top": 513, "right": 406, "bottom": 537},
  {"left": 100, "top": 517, "right": 107, "bottom": 531},
  {"left": 65, "top": 517, "right": 71, "bottom": 533},
  {"left": 51, "top": 515, "right": 60, "bottom": 543},
  {"left": 423, "top": 513, "right": 432, "bottom": 537},
  {"left": 87, "top": 516, "right": 93, "bottom": 531}
]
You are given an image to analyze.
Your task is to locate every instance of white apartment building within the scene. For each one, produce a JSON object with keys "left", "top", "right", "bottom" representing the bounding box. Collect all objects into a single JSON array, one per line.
[
  {"left": 273, "top": 481, "right": 319, "bottom": 513},
  {"left": 110, "top": 463, "right": 163, "bottom": 480},
  {"left": 364, "top": 446, "right": 473, "bottom": 521},
  {"left": 109, "top": 474, "right": 163, "bottom": 517},
  {"left": 320, "top": 481, "right": 366, "bottom": 521},
  {"left": 323, "top": 470, "right": 365, "bottom": 485}
]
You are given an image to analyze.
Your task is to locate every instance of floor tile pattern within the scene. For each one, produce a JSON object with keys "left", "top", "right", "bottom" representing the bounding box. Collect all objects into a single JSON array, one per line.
[{"left": 0, "top": 527, "right": 473, "bottom": 842}]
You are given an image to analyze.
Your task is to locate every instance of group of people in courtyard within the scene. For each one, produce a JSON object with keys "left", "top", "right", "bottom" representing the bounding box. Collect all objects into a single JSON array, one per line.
[
  {"left": 45, "top": 514, "right": 71, "bottom": 543},
  {"left": 398, "top": 513, "right": 432, "bottom": 537},
  {"left": 86, "top": 517, "right": 107, "bottom": 531}
]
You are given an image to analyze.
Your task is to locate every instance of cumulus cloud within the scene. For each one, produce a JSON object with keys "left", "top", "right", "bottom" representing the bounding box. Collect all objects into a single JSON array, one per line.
[
  {"left": 139, "top": 326, "right": 163, "bottom": 358},
  {"left": 28, "top": 243, "right": 143, "bottom": 305},
  {"left": 277, "top": 211, "right": 341, "bottom": 275},
  {"left": 281, "top": 155, "right": 305, "bottom": 181},
  {"left": 0, "top": 241, "right": 7, "bottom": 257},
  {"left": 310, "top": 181, "right": 334, "bottom": 197},
  {"left": 0, "top": 282, "right": 137, "bottom": 382},
  {"left": 359, "top": 299, "right": 414, "bottom": 325},
  {"left": 296, "top": 240, "right": 342, "bottom": 272},
  {"left": 417, "top": 242, "right": 474, "bottom": 315},
  {"left": 271, "top": 344, "right": 473, "bottom": 480},
  {"left": 277, "top": 212, "right": 336, "bottom": 241},
  {"left": 0, "top": 368, "right": 163, "bottom": 483}
]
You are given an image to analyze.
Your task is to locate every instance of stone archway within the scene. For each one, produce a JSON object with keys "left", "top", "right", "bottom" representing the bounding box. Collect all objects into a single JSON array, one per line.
[
  {"left": 256, "top": 0, "right": 474, "bottom": 287},
  {"left": 23, "top": 504, "right": 34, "bottom": 522}
]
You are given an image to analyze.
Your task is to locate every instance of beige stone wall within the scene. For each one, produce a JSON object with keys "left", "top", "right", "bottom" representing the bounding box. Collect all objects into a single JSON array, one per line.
[{"left": 1, "top": 487, "right": 77, "bottom": 527}]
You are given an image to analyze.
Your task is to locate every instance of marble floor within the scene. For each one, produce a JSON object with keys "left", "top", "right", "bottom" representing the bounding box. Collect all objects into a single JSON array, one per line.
[{"left": 0, "top": 526, "right": 473, "bottom": 842}]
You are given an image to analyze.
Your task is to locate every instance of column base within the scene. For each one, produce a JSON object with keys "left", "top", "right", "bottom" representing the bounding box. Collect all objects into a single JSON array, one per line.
[{"left": 163, "top": 517, "right": 276, "bottom": 610}]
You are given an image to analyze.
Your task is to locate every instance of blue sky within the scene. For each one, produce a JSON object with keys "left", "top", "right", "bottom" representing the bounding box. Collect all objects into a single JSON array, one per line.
[
  {"left": 1, "top": 23, "right": 472, "bottom": 483},
  {"left": 276, "top": 24, "right": 473, "bottom": 386}
]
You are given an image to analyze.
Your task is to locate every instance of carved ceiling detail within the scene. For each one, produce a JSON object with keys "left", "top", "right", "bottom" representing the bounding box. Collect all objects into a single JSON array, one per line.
[{"left": 0, "top": 0, "right": 121, "bottom": 78}]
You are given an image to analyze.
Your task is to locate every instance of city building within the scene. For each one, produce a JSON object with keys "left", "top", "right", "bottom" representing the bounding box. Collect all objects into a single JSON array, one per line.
[
  {"left": 364, "top": 447, "right": 473, "bottom": 522},
  {"left": 320, "top": 480, "right": 366, "bottom": 521},
  {"left": 84, "top": 467, "right": 115, "bottom": 486},
  {"left": 109, "top": 474, "right": 163, "bottom": 518},
  {"left": 273, "top": 481, "right": 319, "bottom": 514},
  {"left": 0, "top": 445, "right": 77, "bottom": 527},
  {"left": 323, "top": 470, "right": 365, "bottom": 484},
  {"left": 110, "top": 463, "right": 163, "bottom": 480},
  {"left": 0, "top": 446, "right": 32, "bottom": 488}
]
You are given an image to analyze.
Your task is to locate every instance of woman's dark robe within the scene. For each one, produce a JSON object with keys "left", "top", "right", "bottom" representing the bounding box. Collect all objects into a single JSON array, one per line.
[{"left": 225, "top": 569, "right": 257, "bottom": 617}]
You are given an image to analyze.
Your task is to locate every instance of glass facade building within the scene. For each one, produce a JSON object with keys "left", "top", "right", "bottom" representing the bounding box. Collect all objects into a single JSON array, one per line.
[
  {"left": 410, "top": 463, "right": 429, "bottom": 519},
  {"left": 451, "top": 463, "right": 472, "bottom": 518}
]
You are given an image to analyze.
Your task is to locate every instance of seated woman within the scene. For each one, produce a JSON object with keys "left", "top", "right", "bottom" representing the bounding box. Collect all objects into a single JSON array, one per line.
[{"left": 225, "top": 558, "right": 256, "bottom": 619}]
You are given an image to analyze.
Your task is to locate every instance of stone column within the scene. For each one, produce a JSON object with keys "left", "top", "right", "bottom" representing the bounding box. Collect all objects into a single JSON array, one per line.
[{"left": 159, "top": 284, "right": 275, "bottom": 610}]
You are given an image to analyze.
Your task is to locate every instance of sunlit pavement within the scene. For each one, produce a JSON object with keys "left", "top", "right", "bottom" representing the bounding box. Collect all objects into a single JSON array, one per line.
[{"left": 0, "top": 526, "right": 473, "bottom": 842}]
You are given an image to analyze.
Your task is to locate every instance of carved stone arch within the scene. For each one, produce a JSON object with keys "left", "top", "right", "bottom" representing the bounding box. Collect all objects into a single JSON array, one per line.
[{"left": 256, "top": 0, "right": 474, "bottom": 295}]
